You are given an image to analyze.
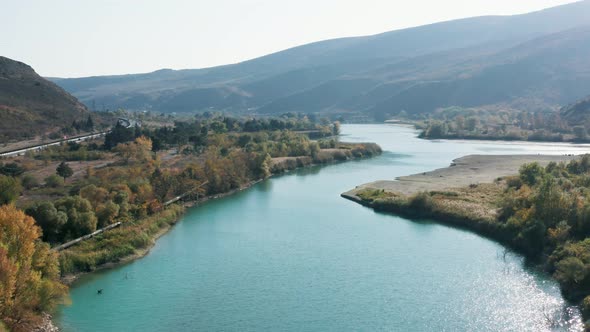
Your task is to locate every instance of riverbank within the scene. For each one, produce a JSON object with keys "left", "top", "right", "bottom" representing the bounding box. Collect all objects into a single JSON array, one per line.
[
  {"left": 34, "top": 139, "right": 379, "bottom": 331},
  {"left": 342, "top": 154, "right": 576, "bottom": 248},
  {"left": 343, "top": 154, "right": 576, "bottom": 197},
  {"left": 59, "top": 144, "right": 382, "bottom": 284},
  {"left": 54, "top": 124, "right": 589, "bottom": 332},
  {"left": 343, "top": 153, "right": 590, "bottom": 326},
  {"left": 55, "top": 146, "right": 381, "bottom": 289}
]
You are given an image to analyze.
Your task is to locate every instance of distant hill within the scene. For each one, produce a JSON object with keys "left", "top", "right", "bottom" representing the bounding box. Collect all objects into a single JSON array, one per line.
[
  {"left": 0, "top": 56, "right": 90, "bottom": 142},
  {"left": 51, "top": 0, "right": 590, "bottom": 119},
  {"left": 562, "top": 95, "right": 590, "bottom": 125}
]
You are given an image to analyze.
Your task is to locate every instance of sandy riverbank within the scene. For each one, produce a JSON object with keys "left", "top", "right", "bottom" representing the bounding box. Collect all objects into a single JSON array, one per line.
[{"left": 343, "top": 154, "right": 577, "bottom": 198}]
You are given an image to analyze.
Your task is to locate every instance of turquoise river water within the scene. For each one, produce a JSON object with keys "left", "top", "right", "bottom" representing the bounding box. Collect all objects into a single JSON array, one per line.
[{"left": 57, "top": 124, "right": 590, "bottom": 331}]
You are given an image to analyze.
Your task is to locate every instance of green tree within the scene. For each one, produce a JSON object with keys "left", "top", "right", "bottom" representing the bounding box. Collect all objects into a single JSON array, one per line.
[
  {"left": 0, "top": 162, "right": 25, "bottom": 177},
  {"left": 425, "top": 121, "right": 447, "bottom": 138},
  {"left": 104, "top": 123, "right": 135, "bottom": 149},
  {"left": 555, "top": 256, "right": 587, "bottom": 285},
  {"left": 0, "top": 175, "right": 22, "bottom": 204},
  {"left": 25, "top": 202, "right": 68, "bottom": 243},
  {"left": 44, "top": 175, "right": 64, "bottom": 188},
  {"left": 96, "top": 201, "right": 120, "bottom": 228},
  {"left": 55, "top": 196, "right": 97, "bottom": 239},
  {"left": 56, "top": 161, "right": 73, "bottom": 182},
  {"left": 85, "top": 115, "right": 94, "bottom": 130},
  {"left": 519, "top": 162, "right": 544, "bottom": 186},
  {"left": 20, "top": 174, "right": 39, "bottom": 190}
]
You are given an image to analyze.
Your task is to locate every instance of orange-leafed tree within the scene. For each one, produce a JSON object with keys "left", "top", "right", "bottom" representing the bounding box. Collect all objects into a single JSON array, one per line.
[{"left": 0, "top": 205, "right": 67, "bottom": 331}]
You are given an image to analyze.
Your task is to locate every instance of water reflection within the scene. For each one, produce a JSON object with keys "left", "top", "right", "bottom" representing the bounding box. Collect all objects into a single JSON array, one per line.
[{"left": 58, "top": 124, "right": 587, "bottom": 332}]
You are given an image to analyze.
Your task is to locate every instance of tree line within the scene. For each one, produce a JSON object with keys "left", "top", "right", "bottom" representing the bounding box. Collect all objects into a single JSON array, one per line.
[
  {"left": 0, "top": 115, "right": 378, "bottom": 330},
  {"left": 418, "top": 107, "right": 587, "bottom": 142}
]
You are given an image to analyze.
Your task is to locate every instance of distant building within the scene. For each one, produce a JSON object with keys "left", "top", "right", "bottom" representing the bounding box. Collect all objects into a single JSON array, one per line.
[{"left": 117, "top": 118, "right": 141, "bottom": 128}]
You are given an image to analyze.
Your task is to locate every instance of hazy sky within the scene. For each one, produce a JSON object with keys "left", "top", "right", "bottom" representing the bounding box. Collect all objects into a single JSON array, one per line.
[{"left": 0, "top": 0, "right": 580, "bottom": 77}]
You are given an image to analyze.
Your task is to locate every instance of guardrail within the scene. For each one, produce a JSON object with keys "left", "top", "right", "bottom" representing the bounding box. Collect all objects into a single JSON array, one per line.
[
  {"left": 0, "top": 131, "right": 109, "bottom": 158},
  {"left": 52, "top": 222, "right": 122, "bottom": 251}
]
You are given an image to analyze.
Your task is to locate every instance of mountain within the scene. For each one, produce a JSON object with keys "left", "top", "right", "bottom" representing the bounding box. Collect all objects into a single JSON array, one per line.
[
  {"left": 50, "top": 0, "right": 590, "bottom": 118},
  {"left": 364, "top": 26, "right": 590, "bottom": 119},
  {"left": 562, "top": 95, "right": 590, "bottom": 125},
  {"left": 0, "top": 56, "right": 90, "bottom": 142}
]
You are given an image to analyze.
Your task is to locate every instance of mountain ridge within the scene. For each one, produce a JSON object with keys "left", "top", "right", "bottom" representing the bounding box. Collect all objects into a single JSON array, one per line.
[
  {"left": 49, "top": 0, "right": 590, "bottom": 118},
  {"left": 0, "top": 56, "right": 90, "bottom": 142}
]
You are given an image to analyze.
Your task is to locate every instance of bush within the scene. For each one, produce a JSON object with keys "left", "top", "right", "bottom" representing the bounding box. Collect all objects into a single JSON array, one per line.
[
  {"left": 0, "top": 175, "right": 22, "bottom": 204},
  {"left": 409, "top": 192, "right": 434, "bottom": 211},
  {"left": 59, "top": 206, "right": 183, "bottom": 275},
  {"left": 583, "top": 296, "right": 590, "bottom": 316},
  {"left": 519, "top": 163, "right": 544, "bottom": 186},
  {"left": 21, "top": 174, "right": 40, "bottom": 189},
  {"left": 44, "top": 174, "right": 64, "bottom": 188}
]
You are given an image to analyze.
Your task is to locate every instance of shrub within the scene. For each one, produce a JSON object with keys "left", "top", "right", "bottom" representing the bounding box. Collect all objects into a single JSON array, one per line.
[
  {"left": 409, "top": 192, "right": 434, "bottom": 211},
  {"left": 0, "top": 175, "right": 22, "bottom": 204},
  {"left": 21, "top": 174, "right": 40, "bottom": 189},
  {"left": 44, "top": 174, "right": 64, "bottom": 188}
]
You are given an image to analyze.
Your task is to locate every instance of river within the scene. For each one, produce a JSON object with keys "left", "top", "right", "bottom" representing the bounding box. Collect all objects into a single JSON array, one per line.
[{"left": 57, "top": 124, "right": 590, "bottom": 331}]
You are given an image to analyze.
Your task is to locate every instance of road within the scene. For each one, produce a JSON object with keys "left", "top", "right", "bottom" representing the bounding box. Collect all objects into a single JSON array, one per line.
[
  {"left": 0, "top": 117, "right": 136, "bottom": 158},
  {"left": 0, "top": 131, "right": 108, "bottom": 158}
]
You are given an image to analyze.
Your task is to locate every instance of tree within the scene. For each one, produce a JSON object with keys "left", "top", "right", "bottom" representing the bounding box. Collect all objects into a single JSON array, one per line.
[
  {"left": 25, "top": 202, "right": 68, "bottom": 243},
  {"left": 56, "top": 161, "right": 73, "bottom": 182},
  {"left": 104, "top": 123, "right": 135, "bottom": 149},
  {"left": 80, "top": 184, "right": 109, "bottom": 208},
  {"left": 96, "top": 201, "right": 120, "bottom": 228},
  {"left": 85, "top": 115, "right": 94, "bottom": 130},
  {"left": 210, "top": 121, "right": 227, "bottom": 134},
  {"left": 465, "top": 117, "right": 479, "bottom": 132},
  {"left": 0, "top": 175, "right": 22, "bottom": 204},
  {"left": 425, "top": 121, "right": 447, "bottom": 138},
  {"left": 0, "top": 162, "right": 25, "bottom": 177},
  {"left": 114, "top": 136, "right": 153, "bottom": 164},
  {"left": 333, "top": 121, "right": 341, "bottom": 135},
  {"left": 260, "top": 154, "right": 272, "bottom": 178},
  {"left": 0, "top": 205, "right": 67, "bottom": 331},
  {"left": 55, "top": 196, "right": 97, "bottom": 239},
  {"left": 20, "top": 174, "right": 39, "bottom": 190},
  {"left": 519, "top": 163, "right": 545, "bottom": 186},
  {"left": 44, "top": 175, "right": 64, "bottom": 188}
]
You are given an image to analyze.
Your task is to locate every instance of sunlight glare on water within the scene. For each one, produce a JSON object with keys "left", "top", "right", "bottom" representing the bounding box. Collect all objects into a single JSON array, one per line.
[{"left": 58, "top": 124, "right": 587, "bottom": 331}]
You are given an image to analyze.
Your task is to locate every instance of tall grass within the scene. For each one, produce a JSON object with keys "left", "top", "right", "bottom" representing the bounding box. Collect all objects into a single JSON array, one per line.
[{"left": 59, "top": 205, "right": 183, "bottom": 275}]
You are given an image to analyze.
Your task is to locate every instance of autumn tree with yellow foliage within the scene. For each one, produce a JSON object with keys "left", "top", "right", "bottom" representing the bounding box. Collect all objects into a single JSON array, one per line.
[{"left": 0, "top": 205, "right": 67, "bottom": 331}]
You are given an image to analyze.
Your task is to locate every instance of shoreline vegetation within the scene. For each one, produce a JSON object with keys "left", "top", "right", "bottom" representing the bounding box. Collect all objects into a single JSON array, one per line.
[
  {"left": 343, "top": 154, "right": 590, "bottom": 329},
  {"left": 388, "top": 103, "right": 590, "bottom": 143},
  {"left": 0, "top": 113, "right": 382, "bottom": 331},
  {"left": 59, "top": 144, "right": 382, "bottom": 287}
]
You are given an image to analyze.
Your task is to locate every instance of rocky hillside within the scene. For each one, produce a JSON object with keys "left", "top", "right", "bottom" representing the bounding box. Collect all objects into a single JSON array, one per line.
[{"left": 0, "top": 56, "right": 90, "bottom": 142}]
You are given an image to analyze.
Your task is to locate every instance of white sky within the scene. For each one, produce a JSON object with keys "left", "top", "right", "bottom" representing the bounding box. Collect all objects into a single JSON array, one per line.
[{"left": 0, "top": 0, "right": 580, "bottom": 77}]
